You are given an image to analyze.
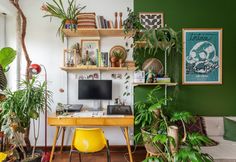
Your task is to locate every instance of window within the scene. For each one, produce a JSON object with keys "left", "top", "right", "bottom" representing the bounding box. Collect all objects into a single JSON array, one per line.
[{"left": 0, "top": 13, "right": 6, "bottom": 48}]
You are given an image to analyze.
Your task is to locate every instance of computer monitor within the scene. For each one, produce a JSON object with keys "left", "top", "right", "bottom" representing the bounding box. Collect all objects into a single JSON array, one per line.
[{"left": 78, "top": 80, "right": 112, "bottom": 100}]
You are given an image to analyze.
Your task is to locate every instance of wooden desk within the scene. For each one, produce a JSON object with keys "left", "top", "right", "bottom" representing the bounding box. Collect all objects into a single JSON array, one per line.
[{"left": 48, "top": 115, "right": 134, "bottom": 162}]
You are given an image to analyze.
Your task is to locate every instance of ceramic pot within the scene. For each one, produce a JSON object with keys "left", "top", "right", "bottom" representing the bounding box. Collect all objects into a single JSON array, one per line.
[{"left": 65, "top": 19, "right": 77, "bottom": 29}]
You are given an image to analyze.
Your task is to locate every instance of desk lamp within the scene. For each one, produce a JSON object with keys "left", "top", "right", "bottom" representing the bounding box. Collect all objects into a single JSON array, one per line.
[{"left": 29, "top": 63, "right": 50, "bottom": 162}]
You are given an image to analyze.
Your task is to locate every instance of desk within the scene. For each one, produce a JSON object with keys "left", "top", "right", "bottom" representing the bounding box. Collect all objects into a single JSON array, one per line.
[{"left": 48, "top": 115, "right": 134, "bottom": 162}]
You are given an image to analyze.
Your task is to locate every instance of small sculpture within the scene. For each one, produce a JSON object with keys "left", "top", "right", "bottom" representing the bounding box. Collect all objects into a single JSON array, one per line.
[
  {"left": 119, "top": 12, "right": 123, "bottom": 29},
  {"left": 114, "top": 12, "right": 118, "bottom": 28},
  {"left": 145, "top": 68, "right": 155, "bottom": 83}
]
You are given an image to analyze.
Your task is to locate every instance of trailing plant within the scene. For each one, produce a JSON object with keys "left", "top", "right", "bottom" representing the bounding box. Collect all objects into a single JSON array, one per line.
[
  {"left": 123, "top": 7, "right": 144, "bottom": 40},
  {"left": 0, "top": 77, "right": 52, "bottom": 161},
  {"left": 41, "top": 0, "right": 86, "bottom": 41}
]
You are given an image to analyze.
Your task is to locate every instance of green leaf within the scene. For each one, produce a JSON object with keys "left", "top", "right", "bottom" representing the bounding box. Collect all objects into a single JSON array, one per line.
[{"left": 0, "top": 47, "right": 16, "bottom": 70}]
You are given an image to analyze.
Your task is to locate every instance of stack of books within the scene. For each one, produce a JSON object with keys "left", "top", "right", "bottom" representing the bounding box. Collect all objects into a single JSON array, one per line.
[
  {"left": 96, "top": 16, "right": 114, "bottom": 29},
  {"left": 77, "top": 13, "right": 97, "bottom": 28},
  {"left": 96, "top": 50, "right": 109, "bottom": 67}
]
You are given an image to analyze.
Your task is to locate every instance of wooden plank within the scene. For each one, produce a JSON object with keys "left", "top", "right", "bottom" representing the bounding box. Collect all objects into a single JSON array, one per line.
[
  {"left": 62, "top": 28, "right": 133, "bottom": 37},
  {"left": 133, "top": 83, "right": 178, "bottom": 86},
  {"left": 60, "top": 66, "right": 136, "bottom": 71},
  {"left": 48, "top": 116, "right": 134, "bottom": 127}
]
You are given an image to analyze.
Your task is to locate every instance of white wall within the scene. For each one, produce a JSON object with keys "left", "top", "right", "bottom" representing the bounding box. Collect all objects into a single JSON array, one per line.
[{"left": 2, "top": 0, "right": 134, "bottom": 146}]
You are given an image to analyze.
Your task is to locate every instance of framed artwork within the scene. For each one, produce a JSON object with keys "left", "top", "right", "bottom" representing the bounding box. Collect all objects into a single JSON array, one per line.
[
  {"left": 182, "top": 28, "right": 223, "bottom": 85},
  {"left": 139, "top": 12, "right": 164, "bottom": 29},
  {"left": 81, "top": 39, "right": 100, "bottom": 66}
]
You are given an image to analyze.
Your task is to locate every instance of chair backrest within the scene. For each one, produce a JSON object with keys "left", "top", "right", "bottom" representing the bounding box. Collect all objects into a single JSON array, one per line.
[{"left": 72, "top": 128, "right": 107, "bottom": 153}]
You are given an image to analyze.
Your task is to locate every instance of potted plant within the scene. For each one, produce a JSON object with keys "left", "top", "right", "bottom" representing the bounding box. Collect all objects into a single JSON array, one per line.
[
  {"left": 41, "top": 0, "right": 86, "bottom": 41},
  {"left": 134, "top": 86, "right": 167, "bottom": 154},
  {"left": 140, "top": 27, "right": 181, "bottom": 55},
  {"left": 0, "top": 77, "right": 52, "bottom": 161},
  {"left": 135, "top": 86, "right": 214, "bottom": 161}
]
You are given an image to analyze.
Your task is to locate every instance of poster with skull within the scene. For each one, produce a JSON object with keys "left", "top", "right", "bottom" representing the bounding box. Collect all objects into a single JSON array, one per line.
[{"left": 182, "top": 28, "right": 223, "bottom": 84}]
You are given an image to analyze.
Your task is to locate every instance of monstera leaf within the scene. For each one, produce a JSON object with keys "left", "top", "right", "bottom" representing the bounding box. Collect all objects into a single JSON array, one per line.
[{"left": 0, "top": 47, "right": 16, "bottom": 90}]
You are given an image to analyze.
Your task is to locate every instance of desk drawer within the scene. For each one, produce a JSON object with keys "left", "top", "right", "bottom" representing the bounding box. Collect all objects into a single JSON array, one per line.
[{"left": 48, "top": 117, "right": 77, "bottom": 126}]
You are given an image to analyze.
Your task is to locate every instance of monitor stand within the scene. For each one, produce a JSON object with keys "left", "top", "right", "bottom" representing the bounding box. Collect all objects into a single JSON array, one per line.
[{"left": 90, "top": 100, "right": 102, "bottom": 111}]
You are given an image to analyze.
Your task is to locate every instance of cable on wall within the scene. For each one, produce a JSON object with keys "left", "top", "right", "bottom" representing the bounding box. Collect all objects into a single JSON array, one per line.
[{"left": 16, "top": 11, "right": 22, "bottom": 89}]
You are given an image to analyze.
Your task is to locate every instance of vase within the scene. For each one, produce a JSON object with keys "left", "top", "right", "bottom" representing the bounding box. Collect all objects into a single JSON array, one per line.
[{"left": 167, "top": 125, "right": 179, "bottom": 154}]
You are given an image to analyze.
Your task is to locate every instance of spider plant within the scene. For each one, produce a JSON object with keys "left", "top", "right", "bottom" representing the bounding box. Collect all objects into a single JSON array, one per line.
[
  {"left": 41, "top": 0, "right": 86, "bottom": 41},
  {"left": 0, "top": 77, "right": 52, "bottom": 161}
]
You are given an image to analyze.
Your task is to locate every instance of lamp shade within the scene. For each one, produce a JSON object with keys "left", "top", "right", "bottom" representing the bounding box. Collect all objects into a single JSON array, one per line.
[{"left": 29, "top": 64, "right": 41, "bottom": 74}]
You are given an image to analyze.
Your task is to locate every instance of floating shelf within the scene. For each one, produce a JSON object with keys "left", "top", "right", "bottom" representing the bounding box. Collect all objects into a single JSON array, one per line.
[
  {"left": 133, "top": 82, "right": 178, "bottom": 87},
  {"left": 63, "top": 29, "right": 133, "bottom": 37},
  {"left": 134, "top": 41, "right": 146, "bottom": 47},
  {"left": 60, "top": 66, "right": 137, "bottom": 72}
]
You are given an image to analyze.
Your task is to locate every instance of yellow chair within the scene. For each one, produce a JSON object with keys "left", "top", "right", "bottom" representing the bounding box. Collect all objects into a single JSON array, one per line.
[{"left": 69, "top": 128, "right": 110, "bottom": 162}]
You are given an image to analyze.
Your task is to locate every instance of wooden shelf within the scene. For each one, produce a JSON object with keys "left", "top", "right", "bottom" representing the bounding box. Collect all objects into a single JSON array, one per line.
[
  {"left": 133, "top": 82, "right": 178, "bottom": 87},
  {"left": 60, "top": 66, "right": 136, "bottom": 72},
  {"left": 135, "top": 41, "right": 146, "bottom": 47},
  {"left": 63, "top": 28, "right": 133, "bottom": 37}
]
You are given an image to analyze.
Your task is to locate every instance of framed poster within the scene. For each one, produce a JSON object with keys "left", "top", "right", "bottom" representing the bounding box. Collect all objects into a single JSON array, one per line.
[
  {"left": 182, "top": 28, "right": 223, "bottom": 85},
  {"left": 139, "top": 12, "right": 164, "bottom": 29},
  {"left": 81, "top": 39, "right": 100, "bottom": 66}
]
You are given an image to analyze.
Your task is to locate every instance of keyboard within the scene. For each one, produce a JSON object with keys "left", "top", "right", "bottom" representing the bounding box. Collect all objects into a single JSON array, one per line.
[{"left": 73, "top": 111, "right": 104, "bottom": 117}]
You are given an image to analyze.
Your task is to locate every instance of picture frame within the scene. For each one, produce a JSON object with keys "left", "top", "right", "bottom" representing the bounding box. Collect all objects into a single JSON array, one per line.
[
  {"left": 63, "top": 49, "right": 76, "bottom": 67},
  {"left": 182, "top": 28, "right": 223, "bottom": 85},
  {"left": 81, "top": 39, "right": 100, "bottom": 66},
  {"left": 139, "top": 12, "right": 164, "bottom": 29}
]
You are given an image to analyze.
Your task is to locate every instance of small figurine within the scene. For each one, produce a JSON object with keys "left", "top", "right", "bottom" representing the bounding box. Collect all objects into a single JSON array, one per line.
[
  {"left": 145, "top": 68, "right": 155, "bottom": 83},
  {"left": 119, "top": 12, "right": 123, "bottom": 29},
  {"left": 114, "top": 12, "right": 118, "bottom": 28}
]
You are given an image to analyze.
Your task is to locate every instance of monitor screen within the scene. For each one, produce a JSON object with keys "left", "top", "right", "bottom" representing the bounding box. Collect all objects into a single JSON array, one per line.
[{"left": 78, "top": 80, "right": 112, "bottom": 100}]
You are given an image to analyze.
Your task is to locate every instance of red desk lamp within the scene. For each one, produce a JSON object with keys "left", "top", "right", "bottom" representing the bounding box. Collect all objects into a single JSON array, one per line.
[{"left": 29, "top": 64, "right": 50, "bottom": 162}]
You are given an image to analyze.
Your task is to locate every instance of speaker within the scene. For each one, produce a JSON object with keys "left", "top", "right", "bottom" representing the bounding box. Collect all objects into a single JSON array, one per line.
[{"left": 107, "top": 105, "right": 132, "bottom": 115}]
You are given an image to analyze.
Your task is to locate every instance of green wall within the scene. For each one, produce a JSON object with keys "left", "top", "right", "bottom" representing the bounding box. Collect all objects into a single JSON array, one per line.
[{"left": 134, "top": 0, "right": 236, "bottom": 115}]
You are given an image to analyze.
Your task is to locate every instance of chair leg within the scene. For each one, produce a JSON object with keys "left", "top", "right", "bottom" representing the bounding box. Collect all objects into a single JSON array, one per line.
[
  {"left": 79, "top": 152, "right": 82, "bottom": 162},
  {"left": 69, "top": 149, "right": 73, "bottom": 162},
  {"left": 106, "top": 140, "right": 111, "bottom": 162}
]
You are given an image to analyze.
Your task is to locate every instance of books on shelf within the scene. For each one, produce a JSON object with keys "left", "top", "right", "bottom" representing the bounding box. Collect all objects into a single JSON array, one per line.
[
  {"left": 96, "top": 15, "right": 114, "bottom": 29},
  {"left": 156, "top": 77, "right": 171, "bottom": 83},
  {"left": 95, "top": 50, "right": 109, "bottom": 67}
]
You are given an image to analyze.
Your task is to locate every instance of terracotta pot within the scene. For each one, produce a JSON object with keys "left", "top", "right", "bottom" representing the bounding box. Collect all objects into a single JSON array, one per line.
[
  {"left": 119, "top": 59, "right": 123, "bottom": 67},
  {"left": 110, "top": 56, "right": 118, "bottom": 67},
  {"left": 65, "top": 19, "right": 77, "bottom": 29}
]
